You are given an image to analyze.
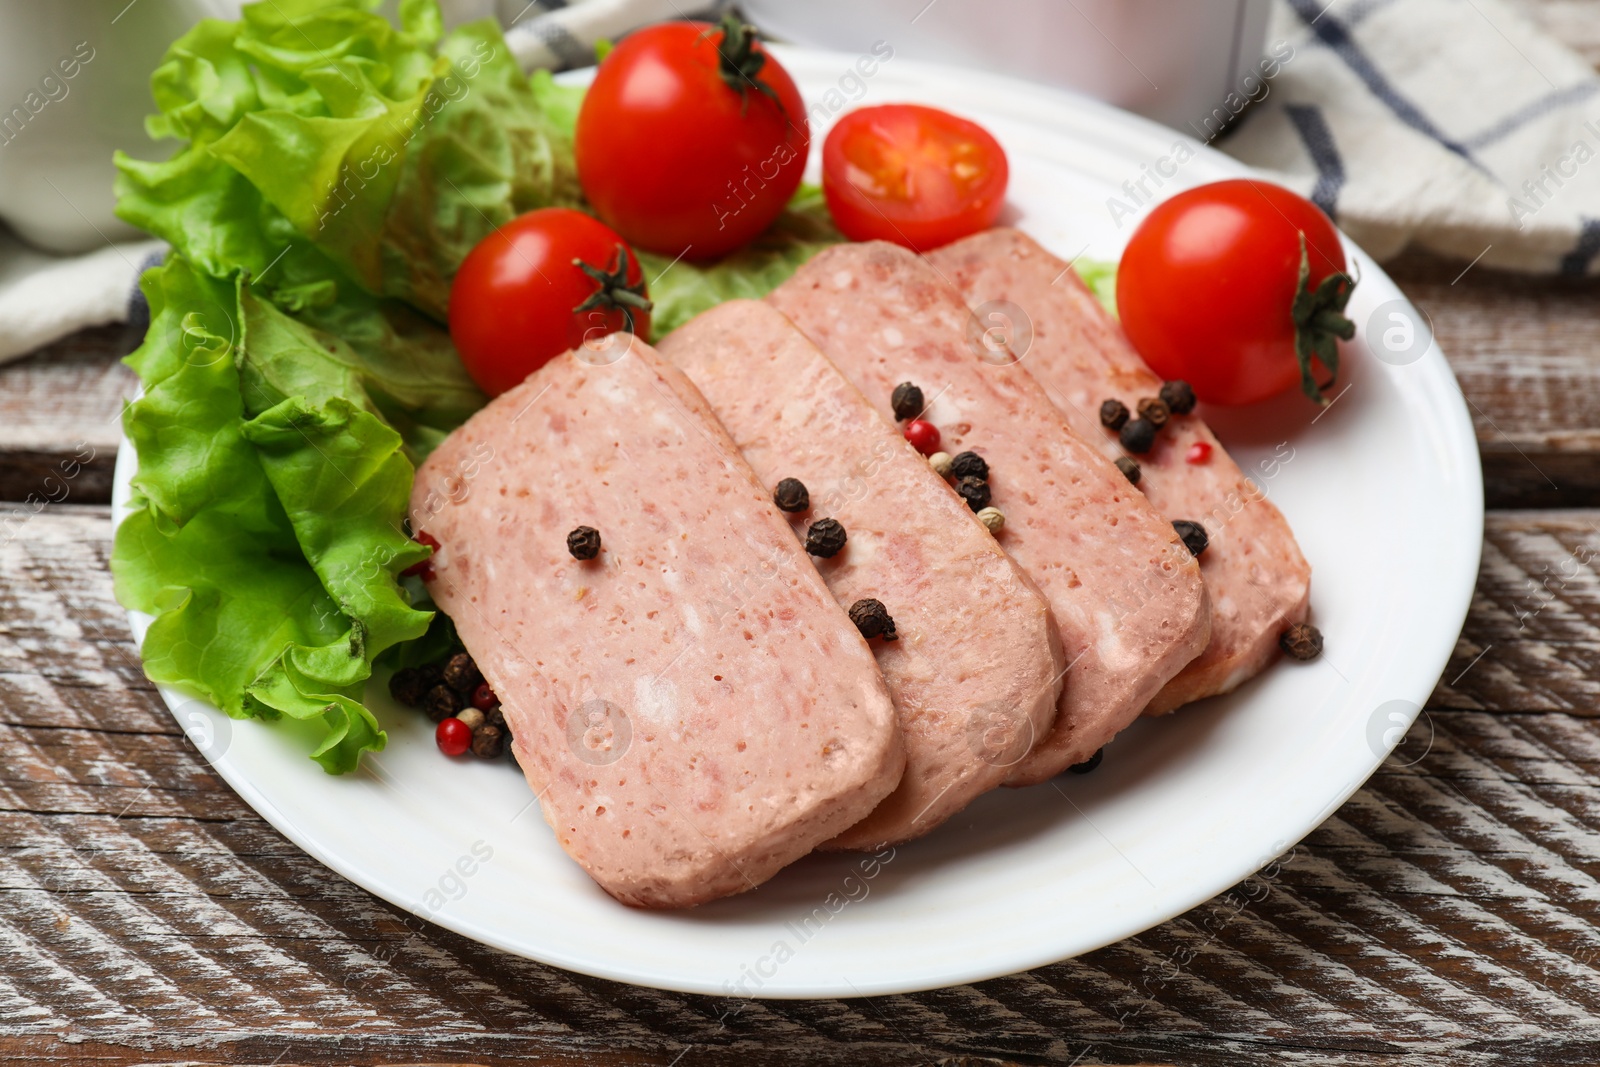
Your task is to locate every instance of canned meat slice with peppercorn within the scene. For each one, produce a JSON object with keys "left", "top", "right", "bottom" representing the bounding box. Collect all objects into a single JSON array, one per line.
[
  {"left": 769, "top": 242, "right": 1210, "bottom": 787},
  {"left": 931, "top": 228, "right": 1311, "bottom": 714},
  {"left": 659, "top": 300, "right": 1064, "bottom": 849},
  {"left": 409, "top": 339, "right": 904, "bottom": 908}
]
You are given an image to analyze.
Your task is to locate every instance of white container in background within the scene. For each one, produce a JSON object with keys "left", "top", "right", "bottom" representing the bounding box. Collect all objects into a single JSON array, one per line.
[
  {"left": 741, "top": 0, "right": 1274, "bottom": 138},
  {"left": 0, "top": 0, "right": 241, "bottom": 254}
]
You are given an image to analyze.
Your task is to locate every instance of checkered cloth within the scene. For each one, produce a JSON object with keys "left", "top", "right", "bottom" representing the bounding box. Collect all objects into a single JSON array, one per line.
[{"left": 1223, "top": 0, "right": 1600, "bottom": 274}]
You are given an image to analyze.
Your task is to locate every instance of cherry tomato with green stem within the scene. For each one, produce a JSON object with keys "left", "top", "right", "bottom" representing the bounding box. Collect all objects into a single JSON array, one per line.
[
  {"left": 448, "top": 208, "right": 651, "bottom": 397},
  {"left": 575, "top": 15, "right": 809, "bottom": 260},
  {"left": 1116, "top": 179, "right": 1356, "bottom": 407}
]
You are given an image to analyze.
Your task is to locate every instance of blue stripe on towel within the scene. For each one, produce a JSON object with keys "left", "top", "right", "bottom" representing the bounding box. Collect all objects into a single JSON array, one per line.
[
  {"left": 1285, "top": 0, "right": 1482, "bottom": 168},
  {"left": 1286, "top": 104, "right": 1347, "bottom": 219},
  {"left": 1343, "top": 0, "right": 1402, "bottom": 26},
  {"left": 125, "top": 248, "right": 167, "bottom": 349},
  {"left": 1559, "top": 217, "right": 1600, "bottom": 276},
  {"left": 1463, "top": 82, "right": 1600, "bottom": 150},
  {"left": 534, "top": 19, "right": 592, "bottom": 68}
]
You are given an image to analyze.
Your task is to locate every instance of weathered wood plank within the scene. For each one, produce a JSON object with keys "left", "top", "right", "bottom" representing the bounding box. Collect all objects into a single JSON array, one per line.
[
  {"left": 2, "top": 506, "right": 1599, "bottom": 1065},
  {"left": 1433, "top": 510, "right": 1600, "bottom": 712},
  {"left": 0, "top": 326, "right": 133, "bottom": 507},
  {"left": 1383, "top": 252, "right": 1600, "bottom": 510}
]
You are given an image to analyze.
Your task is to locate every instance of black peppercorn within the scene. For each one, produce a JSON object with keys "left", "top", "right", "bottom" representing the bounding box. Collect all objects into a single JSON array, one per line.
[
  {"left": 1173, "top": 519, "right": 1209, "bottom": 557},
  {"left": 567, "top": 525, "right": 601, "bottom": 560},
  {"left": 848, "top": 598, "right": 898, "bottom": 641},
  {"left": 1099, "top": 398, "right": 1129, "bottom": 430},
  {"left": 487, "top": 706, "right": 507, "bottom": 730},
  {"left": 891, "top": 381, "right": 924, "bottom": 421},
  {"left": 442, "top": 651, "right": 481, "bottom": 693},
  {"left": 1160, "top": 379, "right": 1197, "bottom": 415},
  {"left": 1069, "top": 748, "right": 1103, "bottom": 774},
  {"left": 949, "top": 450, "right": 989, "bottom": 480},
  {"left": 471, "top": 724, "right": 506, "bottom": 759},
  {"left": 773, "top": 477, "right": 810, "bottom": 513},
  {"left": 805, "top": 517, "right": 848, "bottom": 558},
  {"left": 1119, "top": 417, "right": 1157, "bottom": 453},
  {"left": 954, "top": 475, "right": 991, "bottom": 512},
  {"left": 1137, "top": 396, "right": 1170, "bottom": 429},
  {"left": 423, "top": 683, "right": 462, "bottom": 723},
  {"left": 1115, "top": 456, "right": 1141, "bottom": 485},
  {"left": 388, "top": 667, "right": 428, "bottom": 707},
  {"left": 1280, "top": 622, "right": 1323, "bottom": 660}
]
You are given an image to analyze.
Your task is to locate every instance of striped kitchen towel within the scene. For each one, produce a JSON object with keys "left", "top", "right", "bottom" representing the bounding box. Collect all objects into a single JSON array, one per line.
[
  {"left": 1220, "top": 0, "right": 1600, "bottom": 274},
  {"left": 438, "top": 0, "right": 728, "bottom": 70}
]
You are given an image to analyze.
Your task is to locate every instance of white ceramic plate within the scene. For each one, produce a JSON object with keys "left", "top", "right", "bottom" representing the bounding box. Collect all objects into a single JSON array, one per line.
[{"left": 113, "top": 48, "right": 1483, "bottom": 998}]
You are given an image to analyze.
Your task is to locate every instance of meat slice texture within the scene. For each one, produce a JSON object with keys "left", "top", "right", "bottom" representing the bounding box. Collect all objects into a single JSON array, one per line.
[
  {"left": 930, "top": 228, "right": 1311, "bottom": 713},
  {"left": 768, "top": 242, "right": 1209, "bottom": 787},
  {"left": 409, "top": 336, "right": 904, "bottom": 908},
  {"left": 657, "top": 300, "right": 1064, "bottom": 848}
]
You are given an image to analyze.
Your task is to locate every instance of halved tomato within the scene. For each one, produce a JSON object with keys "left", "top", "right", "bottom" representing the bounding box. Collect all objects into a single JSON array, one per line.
[{"left": 821, "top": 104, "right": 1008, "bottom": 252}]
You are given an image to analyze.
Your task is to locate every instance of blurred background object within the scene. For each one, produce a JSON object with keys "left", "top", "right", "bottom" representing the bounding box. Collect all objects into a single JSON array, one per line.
[
  {"left": 0, "top": 0, "right": 242, "bottom": 362},
  {"left": 0, "top": 0, "right": 241, "bottom": 254},
  {"left": 738, "top": 0, "right": 1274, "bottom": 136}
]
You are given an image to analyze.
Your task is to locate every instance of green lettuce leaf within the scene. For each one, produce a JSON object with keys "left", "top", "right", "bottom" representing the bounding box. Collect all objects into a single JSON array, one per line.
[
  {"left": 113, "top": 0, "right": 842, "bottom": 772},
  {"left": 115, "top": 256, "right": 430, "bottom": 773},
  {"left": 374, "top": 21, "right": 585, "bottom": 319},
  {"left": 637, "top": 185, "right": 844, "bottom": 335},
  {"left": 1074, "top": 257, "right": 1119, "bottom": 318},
  {"left": 195, "top": 12, "right": 580, "bottom": 320}
]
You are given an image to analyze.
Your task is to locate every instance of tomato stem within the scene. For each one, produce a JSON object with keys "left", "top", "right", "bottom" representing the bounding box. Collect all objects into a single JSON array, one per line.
[
  {"left": 709, "top": 13, "right": 779, "bottom": 114},
  {"left": 573, "top": 244, "right": 652, "bottom": 336},
  {"left": 1290, "top": 231, "right": 1356, "bottom": 405}
]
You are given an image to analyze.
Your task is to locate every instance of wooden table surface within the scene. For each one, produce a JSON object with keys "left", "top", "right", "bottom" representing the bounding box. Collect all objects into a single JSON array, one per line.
[{"left": 9, "top": 10, "right": 1600, "bottom": 1066}]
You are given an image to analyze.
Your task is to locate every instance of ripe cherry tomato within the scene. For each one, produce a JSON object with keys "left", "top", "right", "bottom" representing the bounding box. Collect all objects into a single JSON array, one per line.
[
  {"left": 1116, "top": 179, "right": 1356, "bottom": 407},
  {"left": 575, "top": 15, "right": 808, "bottom": 260},
  {"left": 822, "top": 104, "right": 1008, "bottom": 252},
  {"left": 449, "top": 208, "right": 651, "bottom": 397}
]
